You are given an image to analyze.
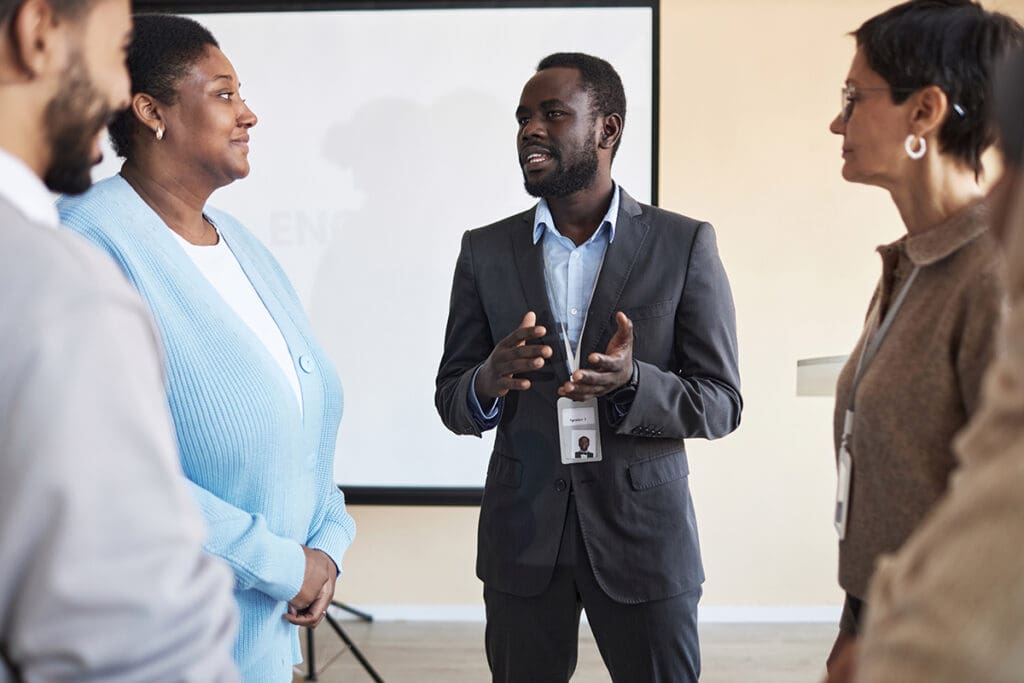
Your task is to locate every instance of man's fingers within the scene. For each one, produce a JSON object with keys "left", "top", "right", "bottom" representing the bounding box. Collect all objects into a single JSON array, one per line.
[
  {"left": 501, "top": 324, "right": 547, "bottom": 348},
  {"left": 557, "top": 382, "right": 602, "bottom": 401},
  {"left": 499, "top": 377, "right": 531, "bottom": 392},
  {"left": 606, "top": 311, "right": 634, "bottom": 351},
  {"left": 520, "top": 311, "right": 537, "bottom": 329},
  {"left": 494, "top": 355, "right": 548, "bottom": 377},
  {"left": 587, "top": 352, "right": 622, "bottom": 371},
  {"left": 572, "top": 368, "right": 621, "bottom": 388}
]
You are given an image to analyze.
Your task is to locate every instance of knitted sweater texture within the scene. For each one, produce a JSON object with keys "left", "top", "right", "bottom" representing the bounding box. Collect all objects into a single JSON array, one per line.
[{"left": 58, "top": 175, "right": 356, "bottom": 682}]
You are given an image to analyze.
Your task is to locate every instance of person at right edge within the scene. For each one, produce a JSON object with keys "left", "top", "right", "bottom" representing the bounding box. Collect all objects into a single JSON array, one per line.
[
  {"left": 825, "top": 0, "right": 1024, "bottom": 672},
  {"left": 435, "top": 53, "right": 741, "bottom": 682},
  {"left": 824, "top": 44, "right": 1024, "bottom": 683}
]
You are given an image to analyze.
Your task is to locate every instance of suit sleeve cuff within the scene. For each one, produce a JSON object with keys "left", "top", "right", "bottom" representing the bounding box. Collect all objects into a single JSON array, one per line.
[{"left": 468, "top": 366, "right": 504, "bottom": 429}]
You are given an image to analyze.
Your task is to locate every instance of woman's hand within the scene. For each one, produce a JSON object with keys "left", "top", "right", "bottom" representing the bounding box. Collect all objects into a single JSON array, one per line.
[{"left": 285, "top": 546, "right": 338, "bottom": 628}]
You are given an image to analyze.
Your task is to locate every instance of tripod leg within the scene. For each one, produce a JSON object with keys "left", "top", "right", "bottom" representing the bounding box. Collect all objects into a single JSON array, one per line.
[
  {"left": 305, "top": 626, "right": 317, "bottom": 681},
  {"left": 330, "top": 601, "right": 374, "bottom": 622},
  {"left": 324, "top": 613, "right": 385, "bottom": 682}
]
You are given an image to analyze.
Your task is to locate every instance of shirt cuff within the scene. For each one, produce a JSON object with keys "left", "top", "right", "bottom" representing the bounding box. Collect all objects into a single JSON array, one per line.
[
  {"left": 605, "top": 360, "right": 639, "bottom": 427},
  {"left": 468, "top": 366, "right": 503, "bottom": 430}
]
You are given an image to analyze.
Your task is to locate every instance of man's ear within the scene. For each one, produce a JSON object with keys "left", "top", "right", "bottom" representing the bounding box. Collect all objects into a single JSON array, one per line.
[
  {"left": 8, "top": 0, "right": 64, "bottom": 79},
  {"left": 598, "top": 113, "right": 623, "bottom": 151}
]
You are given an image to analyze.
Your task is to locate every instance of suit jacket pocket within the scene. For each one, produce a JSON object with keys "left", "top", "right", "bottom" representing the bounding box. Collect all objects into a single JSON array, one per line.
[
  {"left": 622, "top": 299, "right": 674, "bottom": 321},
  {"left": 488, "top": 453, "right": 523, "bottom": 489},
  {"left": 628, "top": 450, "right": 689, "bottom": 490}
]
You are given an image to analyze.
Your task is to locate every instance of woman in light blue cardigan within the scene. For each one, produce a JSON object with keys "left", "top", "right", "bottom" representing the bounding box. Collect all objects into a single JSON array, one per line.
[{"left": 58, "top": 15, "right": 355, "bottom": 682}]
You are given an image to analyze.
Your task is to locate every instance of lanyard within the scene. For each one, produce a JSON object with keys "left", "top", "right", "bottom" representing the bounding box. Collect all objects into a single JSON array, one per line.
[
  {"left": 849, "top": 265, "right": 921, "bottom": 411},
  {"left": 541, "top": 238, "right": 608, "bottom": 375}
]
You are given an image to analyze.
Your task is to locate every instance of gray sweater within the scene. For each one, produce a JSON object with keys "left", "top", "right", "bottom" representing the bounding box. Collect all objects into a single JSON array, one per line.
[{"left": 0, "top": 193, "right": 239, "bottom": 682}]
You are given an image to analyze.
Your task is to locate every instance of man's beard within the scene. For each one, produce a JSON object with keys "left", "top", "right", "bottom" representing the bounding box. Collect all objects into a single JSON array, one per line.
[
  {"left": 42, "top": 54, "right": 114, "bottom": 195},
  {"left": 523, "top": 136, "right": 599, "bottom": 199}
]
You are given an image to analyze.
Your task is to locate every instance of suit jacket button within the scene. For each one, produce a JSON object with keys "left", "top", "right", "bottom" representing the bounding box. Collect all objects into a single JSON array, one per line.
[{"left": 554, "top": 478, "right": 567, "bottom": 492}]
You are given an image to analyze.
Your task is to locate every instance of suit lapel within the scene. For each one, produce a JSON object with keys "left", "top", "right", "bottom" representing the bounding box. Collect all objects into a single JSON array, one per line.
[
  {"left": 511, "top": 210, "right": 570, "bottom": 381},
  {"left": 580, "top": 190, "right": 649, "bottom": 361}
]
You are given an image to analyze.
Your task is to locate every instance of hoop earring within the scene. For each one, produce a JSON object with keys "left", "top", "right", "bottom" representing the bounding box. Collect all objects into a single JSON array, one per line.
[
  {"left": 904, "top": 134, "right": 926, "bottom": 160},
  {"left": 156, "top": 127, "right": 164, "bottom": 141}
]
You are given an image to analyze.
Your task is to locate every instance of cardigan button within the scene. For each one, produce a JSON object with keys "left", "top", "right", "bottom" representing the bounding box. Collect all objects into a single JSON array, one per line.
[{"left": 298, "top": 355, "right": 315, "bottom": 373}]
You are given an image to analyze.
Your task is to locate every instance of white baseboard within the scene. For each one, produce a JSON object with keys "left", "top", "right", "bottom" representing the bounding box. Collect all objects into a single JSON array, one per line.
[{"left": 328, "top": 604, "right": 840, "bottom": 624}]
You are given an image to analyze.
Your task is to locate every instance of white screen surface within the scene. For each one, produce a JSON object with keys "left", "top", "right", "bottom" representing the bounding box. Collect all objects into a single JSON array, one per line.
[{"left": 91, "top": 6, "right": 654, "bottom": 489}]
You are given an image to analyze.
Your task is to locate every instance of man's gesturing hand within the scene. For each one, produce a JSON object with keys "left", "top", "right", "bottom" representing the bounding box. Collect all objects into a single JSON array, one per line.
[
  {"left": 557, "top": 311, "right": 634, "bottom": 401},
  {"left": 474, "top": 311, "right": 552, "bottom": 404}
]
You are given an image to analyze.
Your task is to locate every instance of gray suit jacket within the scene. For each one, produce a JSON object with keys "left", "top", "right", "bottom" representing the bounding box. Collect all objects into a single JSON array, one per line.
[
  {"left": 435, "top": 189, "right": 741, "bottom": 603},
  {"left": 0, "top": 195, "right": 239, "bottom": 682}
]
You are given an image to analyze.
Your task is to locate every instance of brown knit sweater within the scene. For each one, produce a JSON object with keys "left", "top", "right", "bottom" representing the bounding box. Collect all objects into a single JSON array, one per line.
[{"left": 832, "top": 201, "right": 1004, "bottom": 630}]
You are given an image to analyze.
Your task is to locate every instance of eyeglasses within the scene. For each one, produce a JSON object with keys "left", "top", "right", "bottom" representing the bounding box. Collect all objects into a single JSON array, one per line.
[{"left": 839, "top": 84, "right": 918, "bottom": 123}]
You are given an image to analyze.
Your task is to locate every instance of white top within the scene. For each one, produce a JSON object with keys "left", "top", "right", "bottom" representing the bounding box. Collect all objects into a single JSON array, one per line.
[
  {"left": 0, "top": 147, "right": 59, "bottom": 228},
  {"left": 171, "top": 229, "right": 304, "bottom": 416}
]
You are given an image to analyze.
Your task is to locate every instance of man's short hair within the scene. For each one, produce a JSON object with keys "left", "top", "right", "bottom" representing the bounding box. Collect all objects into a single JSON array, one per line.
[
  {"left": 854, "top": 0, "right": 1024, "bottom": 175},
  {"left": 537, "top": 52, "right": 626, "bottom": 157},
  {"left": 108, "top": 14, "right": 219, "bottom": 159}
]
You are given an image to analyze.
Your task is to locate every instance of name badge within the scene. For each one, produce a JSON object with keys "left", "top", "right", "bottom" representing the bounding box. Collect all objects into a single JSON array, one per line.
[
  {"left": 834, "top": 409, "right": 854, "bottom": 540},
  {"left": 557, "top": 396, "right": 602, "bottom": 464}
]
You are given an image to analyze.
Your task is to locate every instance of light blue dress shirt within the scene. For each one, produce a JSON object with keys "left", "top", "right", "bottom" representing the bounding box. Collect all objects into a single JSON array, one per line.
[{"left": 470, "top": 185, "right": 621, "bottom": 429}]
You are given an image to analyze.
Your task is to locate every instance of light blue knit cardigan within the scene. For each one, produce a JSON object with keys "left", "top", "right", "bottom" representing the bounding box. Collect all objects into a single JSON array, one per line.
[{"left": 59, "top": 175, "right": 356, "bottom": 683}]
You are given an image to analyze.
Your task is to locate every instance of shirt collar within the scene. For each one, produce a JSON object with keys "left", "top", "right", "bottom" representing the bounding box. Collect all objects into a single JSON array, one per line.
[
  {"left": 878, "top": 200, "right": 990, "bottom": 266},
  {"left": 0, "top": 146, "right": 59, "bottom": 229},
  {"left": 532, "top": 182, "right": 621, "bottom": 245}
]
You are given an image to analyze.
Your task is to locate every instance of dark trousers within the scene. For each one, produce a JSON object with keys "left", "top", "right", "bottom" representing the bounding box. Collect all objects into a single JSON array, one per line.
[{"left": 484, "top": 495, "right": 702, "bottom": 683}]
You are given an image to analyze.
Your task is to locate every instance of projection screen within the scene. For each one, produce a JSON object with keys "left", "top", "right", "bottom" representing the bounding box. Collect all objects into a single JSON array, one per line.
[{"left": 102, "top": 1, "right": 657, "bottom": 503}]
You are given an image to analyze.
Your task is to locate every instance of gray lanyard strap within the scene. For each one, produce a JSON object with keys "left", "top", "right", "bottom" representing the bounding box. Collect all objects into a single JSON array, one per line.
[
  {"left": 541, "top": 236, "right": 608, "bottom": 375},
  {"left": 849, "top": 265, "right": 921, "bottom": 410}
]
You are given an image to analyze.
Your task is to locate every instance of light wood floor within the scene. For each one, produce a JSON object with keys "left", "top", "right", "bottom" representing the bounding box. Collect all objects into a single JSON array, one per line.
[{"left": 293, "top": 619, "right": 834, "bottom": 682}]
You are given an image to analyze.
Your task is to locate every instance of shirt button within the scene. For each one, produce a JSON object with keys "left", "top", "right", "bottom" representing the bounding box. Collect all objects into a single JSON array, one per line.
[
  {"left": 570, "top": 307, "right": 579, "bottom": 316},
  {"left": 554, "top": 478, "right": 567, "bottom": 492},
  {"left": 571, "top": 252, "right": 580, "bottom": 259},
  {"left": 298, "top": 355, "right": 315, "bottom": 373}
]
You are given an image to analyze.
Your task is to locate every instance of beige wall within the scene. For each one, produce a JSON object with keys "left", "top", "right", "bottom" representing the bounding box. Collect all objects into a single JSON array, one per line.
[{"left": 338, "top": 0, "right": 1024, "bottom": 613}]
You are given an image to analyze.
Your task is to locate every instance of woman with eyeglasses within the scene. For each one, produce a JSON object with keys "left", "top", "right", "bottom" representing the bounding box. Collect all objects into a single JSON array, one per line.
[{"left": 824, "top": 0, "right": 1023, "bottom": 674}]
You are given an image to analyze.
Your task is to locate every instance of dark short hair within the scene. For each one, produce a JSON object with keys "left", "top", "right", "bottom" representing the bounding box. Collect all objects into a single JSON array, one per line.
[
  {"left": 1, "top": 0, "right": 93, "bottom": 30},
  {"left": 107, "top": 14, "right": 218, "bottom": 159},
  {"left": 537, "top": 52, "right": 626, "bottom": 157},
  {"left": 854, "top": 0, "right": 1024, "bottom": 175},
  {"left": 995, "top": 47, "right": 1024, "bottom": 166}
]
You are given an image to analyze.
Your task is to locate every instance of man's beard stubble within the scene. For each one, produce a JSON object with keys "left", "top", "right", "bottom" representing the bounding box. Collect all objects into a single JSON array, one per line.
[
  {"left": 523, "top": 135, "right": 599, "bottom": 199},
  {"left": 43, "top": 53, "right": 113, "bottom": 195}
]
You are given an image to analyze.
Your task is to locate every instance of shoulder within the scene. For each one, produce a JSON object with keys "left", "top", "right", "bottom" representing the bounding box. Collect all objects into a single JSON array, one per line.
[
  {"left": 949, "top": 229, "right": 1005, "bottom": 303},
  {"left": 57, "top": 175, "right": 143, "bottom": 258},
  {"left": 628, "top": 194, "right": 707, "bottom": 237},
  {"left": 0, "top": 206, "right": 151, "bottom": 356},
  {"left": 465, "top": 207, "right": 534, "bottom": 243},
  {"left": 58, "top": 174, "right": 135, "bottom": 230},
  {"left": 620, "top": 190, "right": 717, "bottom": 260}
]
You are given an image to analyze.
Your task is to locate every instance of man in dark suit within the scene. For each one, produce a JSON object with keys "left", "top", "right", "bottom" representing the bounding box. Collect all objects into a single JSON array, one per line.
[{"left": 435, "top": 52, "right": 741, "bottom": 683}]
